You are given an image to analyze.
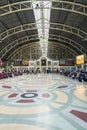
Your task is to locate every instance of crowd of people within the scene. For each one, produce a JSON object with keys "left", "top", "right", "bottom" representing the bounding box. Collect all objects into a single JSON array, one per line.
[{"left": 0, "top": 67, "right": 87, "bottom": 82}]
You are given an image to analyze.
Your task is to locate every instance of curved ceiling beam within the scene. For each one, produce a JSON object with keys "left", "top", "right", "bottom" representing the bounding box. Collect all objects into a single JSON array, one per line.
[
  {"left": 47, "top": 44, "right": 77, "bottom": 59},
  {"left": 10, "top": 46, "right": 75, "bottom": 60},
  {"left": 0, "top": 23, "right": 37, "bottom": 41},
  {"left": 48, "top": 47, "right": 77, "bottom": 57},
  {"left": 52, "top": 0, "right": 87, "bottom": 16},
  {"left": 0, "top": 23, "right": 86, "bottom": 56},
  {"left": 1, "top": 22, "right": 87, "bottom": 42},
  {"left": 6, "top": 42, "right": 41, "bottom": 60},
  {"left": 0, "top": 34, "right": 39, "bottom": 58},
  {"left": 50, "top": 23, "right": 87, "bottom": 40},
  {"left": 0, "top": 1, "right": 87, "bottom": 17},
  {"left": 48, "top": 42, "right": 78, "bottom": 56},
  {"left": 0, "top": 33, "right": 85, "bottom": 59},
  {"left": 49, "top": 34, "right": 87, "bottom": 54},
  {"left": 7, "top": 41, "right": 77, "bottom": 60}
]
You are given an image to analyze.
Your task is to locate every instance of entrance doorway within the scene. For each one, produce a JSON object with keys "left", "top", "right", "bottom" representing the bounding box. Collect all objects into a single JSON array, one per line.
[{"left": 41, "top": 58, "right": 46, "bottom": 66}]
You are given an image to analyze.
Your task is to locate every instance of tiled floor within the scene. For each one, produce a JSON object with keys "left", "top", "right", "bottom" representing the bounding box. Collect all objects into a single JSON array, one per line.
[{"left": 0, "top": 73, "right": 87, "bottom": 130}]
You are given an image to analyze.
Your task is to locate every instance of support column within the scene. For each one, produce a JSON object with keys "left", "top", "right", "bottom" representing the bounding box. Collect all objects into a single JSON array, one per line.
[{"left": 81, "top": 64, "right": 84, "bottom": 70}]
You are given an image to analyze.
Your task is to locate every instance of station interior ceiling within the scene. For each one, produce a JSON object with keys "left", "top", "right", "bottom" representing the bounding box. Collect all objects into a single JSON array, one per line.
[{"left": 0, "top": 0, "right": 87, "bottom": 61}]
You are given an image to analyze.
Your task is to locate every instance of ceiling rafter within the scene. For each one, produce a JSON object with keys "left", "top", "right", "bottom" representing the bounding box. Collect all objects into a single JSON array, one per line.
[
  {"left": 0, "top": 0, "right": 87, "bottom": 60},
  {"left": 1, "top": 34, "right": 83, "bottom": 59},
  {"left": 1, "top": 22, "right": 87, "bottom": 41},
  {"left": 6, "top": 42, "right": 41, "bottom": 60},
  {"left": 0, "top": 35, "right": 86, "bottom": 59},
  {"left": 7, "top": 41, "right": 77, "bottom": 60},
  {"left": 0, "top": 1, "right": 87, "bottom": 17}
]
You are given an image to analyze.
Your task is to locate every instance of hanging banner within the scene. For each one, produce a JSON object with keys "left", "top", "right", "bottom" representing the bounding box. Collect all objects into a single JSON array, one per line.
[
  {"left": 76, "top": 55, "right": 84, "bottom": 65},
  {"left": 0, "top": 58, "right": 2, "bottom": 67}
]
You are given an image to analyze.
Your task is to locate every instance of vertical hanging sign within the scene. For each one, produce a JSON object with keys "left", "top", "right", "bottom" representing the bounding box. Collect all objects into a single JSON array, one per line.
[{"left": 0, "top": 58, "right": 3, "bottom": 67}]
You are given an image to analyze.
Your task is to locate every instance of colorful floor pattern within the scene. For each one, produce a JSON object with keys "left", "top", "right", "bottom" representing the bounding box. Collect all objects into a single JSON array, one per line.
[{"left": 0, "top": 73, "right": 87, "bottom": 130}]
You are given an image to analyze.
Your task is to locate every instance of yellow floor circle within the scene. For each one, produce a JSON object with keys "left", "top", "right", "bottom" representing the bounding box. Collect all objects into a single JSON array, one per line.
[{"left": 74, "top": 88, "right": 87, "bottom": 102}]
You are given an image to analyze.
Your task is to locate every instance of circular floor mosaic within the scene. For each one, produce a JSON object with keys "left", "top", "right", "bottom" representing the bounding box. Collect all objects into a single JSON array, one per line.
[
  {"left": 16, "top": 75, "right": 57, "bottom": 89},
  {"left": 21, "top": 93, "right": 38, "bottom": 98},
  {"left": 0, "top": 74, "right": 87, "bottom": 130}
]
